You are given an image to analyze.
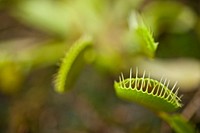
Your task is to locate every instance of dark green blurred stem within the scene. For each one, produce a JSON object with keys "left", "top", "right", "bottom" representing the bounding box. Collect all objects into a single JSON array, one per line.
[{"left": 158, "top": 112, "right": 195, "bottom": 133}]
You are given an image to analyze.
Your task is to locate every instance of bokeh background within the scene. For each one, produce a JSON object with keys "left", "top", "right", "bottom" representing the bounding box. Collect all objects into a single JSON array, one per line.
[{"left": 0, "top": 0, "right": 200, "bottom": 133}]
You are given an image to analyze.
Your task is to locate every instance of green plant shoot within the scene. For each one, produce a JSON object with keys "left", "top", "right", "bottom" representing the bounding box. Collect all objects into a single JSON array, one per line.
[{"left": 129, "top": 11, "right": 158, "bottom": 58}]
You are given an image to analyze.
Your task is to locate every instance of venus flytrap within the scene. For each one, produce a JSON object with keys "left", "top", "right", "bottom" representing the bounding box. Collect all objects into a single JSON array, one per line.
[
  {"left": 114, "top": 68, "right": 182, "bottom": 112},
  {"left": 114, "top": 12, "right": 195, "bottom": 133},
  {"left": 54, "top": 36, "right": 93, "bottom": 93},
  {"left": 114, "top": 68, "right": 195, "bottom": 133},
  {"left": 52, "top": 12, "right": 195, "bottom": 133},
  {"left": 129, "top": 11, "right": 158, "bottom": 58}
]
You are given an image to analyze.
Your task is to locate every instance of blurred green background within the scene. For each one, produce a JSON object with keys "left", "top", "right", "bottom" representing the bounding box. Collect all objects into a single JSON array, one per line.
[{"left": 0, "top": 0, "right": 200, "bottom": 133}]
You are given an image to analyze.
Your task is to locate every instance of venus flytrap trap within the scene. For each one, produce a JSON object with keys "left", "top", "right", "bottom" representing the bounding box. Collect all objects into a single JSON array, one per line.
[
  {"left": 129, "top": 11, "right": 158, "bottom": 58},
  {"left": 114, "top": 68, "right": 195, "bottom": 133},
  {"left": 54, "top": 36, "right": 93, "bottom": 93},
  {"left": 114, "top": 68, "right": 182, "bottom": 112}
]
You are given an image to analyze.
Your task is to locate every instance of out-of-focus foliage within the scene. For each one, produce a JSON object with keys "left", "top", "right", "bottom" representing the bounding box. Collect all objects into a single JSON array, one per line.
[
  {"left": 54, "top": 36, "right": 93, "bottom": 93},
  {"left": 159, "top": 112, "right": 195, "bottom": 133},
  {"left": 142, "top": 1, "right": 197, "bottom": 34},
  {"left": 0, "top": 0, "right": 199, "bottom": 133},
  {"left": 128, "top": 12, "right": 158, "bottom": 58},
  {"left": 141, "top": 1, "right": 200, "bottom": 59},
  {"left": 12, "top": 0, "right": 105, "bottom": 37}
]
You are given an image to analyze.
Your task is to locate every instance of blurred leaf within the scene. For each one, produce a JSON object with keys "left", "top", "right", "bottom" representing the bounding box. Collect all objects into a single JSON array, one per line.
[
  {"left": 0, "top": 40, "right": 68, "bottom": 69},
  {"left": 11, "top": 0, "right": 104, "bottom": 37},
  {"left": 12, "top": 0, "right": 71, "bottom": 37},
  {"left": 128, "top": 12, "right": 158, "bottom": 58},
  {"left": 142, "top": 1, "right": 197, "bottom": 34}
]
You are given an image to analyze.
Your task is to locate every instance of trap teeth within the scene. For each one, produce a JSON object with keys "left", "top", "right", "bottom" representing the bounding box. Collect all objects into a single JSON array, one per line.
[{"left": 115, "top": 68, "right": 182, "bottom": 112}]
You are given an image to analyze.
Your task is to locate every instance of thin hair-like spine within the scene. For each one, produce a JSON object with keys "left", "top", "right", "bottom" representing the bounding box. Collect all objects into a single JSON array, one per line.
[{"left": 116, "top": 68, "right": 182, "bottom": 110}]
